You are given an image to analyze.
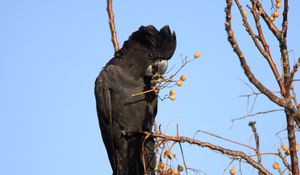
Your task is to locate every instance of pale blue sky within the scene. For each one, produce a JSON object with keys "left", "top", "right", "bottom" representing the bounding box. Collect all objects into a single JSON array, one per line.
[{"left": 1, "top": 0, "right": 299, "bottom": 174}]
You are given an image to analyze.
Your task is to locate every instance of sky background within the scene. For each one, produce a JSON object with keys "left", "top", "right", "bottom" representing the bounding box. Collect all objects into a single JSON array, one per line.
[{"left": 1, "top": 0, "right": 299, "bottom": 174}]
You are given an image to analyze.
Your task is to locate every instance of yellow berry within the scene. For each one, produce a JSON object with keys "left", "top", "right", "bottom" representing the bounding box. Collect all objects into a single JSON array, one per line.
[
  {"left": 169, "top": 95, "right": 176, "bottom": 101},
  {"left": 285, "top": 149, "right": 290, "bottom": 156},
  {"left": 169, "top": 89, "right": 175, "bottom": 96},
  {"left": 242, "top": 10, "right": 247, "bottom": 16},
  {"left": 276, "top": 0, "right": 281, "bottom": 3},
  {"left": 273, "top": 162, "right": 279, "bottom": 169},
  {"left": 230, "top": 168, "right": 236, "bottom": 175},
  {"left": 276, "top": 3, "right": 281, "bottom": 8},
  {"left": 180, "top": 75, "right": 187, "bottom": 81},
  {"left": 164, "top": 151, "right": 173, "bottom": 159},
  {"left": 274, "top": 11, "right": 280, "bottom": 18},
  {"left": 173, "top": 169, "right": 179, "bottom": 175},
  {"left": 176, "top": 80, "right": 183, "bottom": 87},
  {"left": 166, "top": 168, "right": 173, "bottom": 175},
  {"left": 282, "top": 144, "right": 289, "bottom": 151},
  {"left": 296, "top": 144, "right": 299, "bottom": 151},
  {"left": 177, "top": 165, "right": 184, "bottom": 172},
  {"left": 269, "top": 16, "right": 275, "bottom": 22},
  {"left": 277, "top": 147, "right": 281, "bottom": 152},
  {"left": 194, "top": 51, "right": 201, "bottom": 58}
]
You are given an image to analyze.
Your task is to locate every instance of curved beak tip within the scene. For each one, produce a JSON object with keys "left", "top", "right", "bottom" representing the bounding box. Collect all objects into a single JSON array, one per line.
[
  {"left": 146, "top": 60, "right": 168, "bottom": 77},
  {"left": 157, "top": 60, "right": 168, "bottom": 75}
]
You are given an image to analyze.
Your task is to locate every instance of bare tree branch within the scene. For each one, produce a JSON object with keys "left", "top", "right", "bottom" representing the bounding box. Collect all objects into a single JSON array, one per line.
[
  {"left": 285, "top": 109, "right": 299, "bottom": 174},
  {"left": 249, "top": 0, "right": 286, "bottom": 96},
  {"left": 282, "top": 0, "right": 289, "bottom": 40},
  {"left": 280, "top": 0, "right": 291, "bottom": 95},
  {"left": 106, "top": 0, "right": 119, "bottom": 53},
  {"left": 225, "top": 0, "right": 287, "bottom": 108},
  {"left": 142, "top": 131, "right": 272, "bottom": 175}
]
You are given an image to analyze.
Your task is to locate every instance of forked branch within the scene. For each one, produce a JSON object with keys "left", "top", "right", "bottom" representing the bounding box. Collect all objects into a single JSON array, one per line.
[
  {"left": 225, "top": 0, "right": 286, "bottom": 107},
  {"left": 141, "top": 131, "right": 272, "bottom": 175},
  {"left": 225, "top": 0, "right": 299, "bottom": 174}
]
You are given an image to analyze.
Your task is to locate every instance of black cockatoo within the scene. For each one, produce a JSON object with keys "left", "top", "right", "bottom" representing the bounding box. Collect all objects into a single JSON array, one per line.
[{"left": 95, "top": 25, "right": 176, "bottom": 175}]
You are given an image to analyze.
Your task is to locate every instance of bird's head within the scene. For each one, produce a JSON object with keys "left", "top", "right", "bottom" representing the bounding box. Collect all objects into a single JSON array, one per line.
[{"left": 119, "top": 25, "right": 176, "bottom": 78}]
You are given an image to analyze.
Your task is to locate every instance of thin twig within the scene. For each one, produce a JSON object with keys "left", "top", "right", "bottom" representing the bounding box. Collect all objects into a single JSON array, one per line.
[
  {"left": 132, "top": 87, "right": 158, "bottom": 97},
  {"left": 106, "top": 0, "right": 119, "bottom": 53},
  {"left": 291, "top": 82, "right": 299, "bottom": 109},
  {"left": 186, "top": 167, "right": 206, "bottom": 175},
  {"left": 239, "top": 91, "right": 280, "bottom": 97},
  {"left": 247, "top": 152, "right": 277, "bottom": 157},
  {"left": 248, "top": 121, "right": 263, "bottom": 175},
  {"left": 238, "top": 159, "right": 243, "bottom": 175},
  {"left": 176, "top": 125, "right": 188, "bottom": 175},
  {"left": 195, "top": 129, "right": 256, "bottom": 151},
  {"left": 142, "top": 132, "right": 151, "bottom": 175},
  {"left": 223, "top": 160, "right": 234, "bottom": 175},
  {"left": 278, "top": 148, "right": 292, "bottom": 171},
  {"left": 179, "top": 143, "right": 188, "bottom": 175},
  {"left": 290, "top": 58, "right": 300, "bottom": 81},
  {"left": 231, "top": 109, "right": 283, "bottom": 122}
]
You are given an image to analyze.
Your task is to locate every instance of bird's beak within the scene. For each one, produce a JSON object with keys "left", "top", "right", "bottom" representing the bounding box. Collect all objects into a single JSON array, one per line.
[{"left": 146, "top": 60, "right": 168, "bottom": 76}]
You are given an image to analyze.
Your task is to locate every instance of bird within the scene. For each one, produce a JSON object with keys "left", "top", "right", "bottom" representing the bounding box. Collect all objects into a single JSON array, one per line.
[{"left": 94, "top": 25, "right": 176, "bottom": 175}]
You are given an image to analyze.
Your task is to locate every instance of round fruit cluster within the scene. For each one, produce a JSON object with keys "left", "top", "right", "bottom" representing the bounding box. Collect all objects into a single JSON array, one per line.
[
  {"left": 168, "top": 51, "right": 201, "bottom": 101},
  {"left": 157, "top": 150, "right": 184, "bottom": 175},
  {"left": 269, "top": 0, "right": 281, "bottom": 22},
  {"left": 157, "top": 162, "right": 183, "bottom": 175},
  {"left": 169, "top": 75, "right": 186, "bottom": 101},
  {"left": 279, "top": 144, "right": 299, "bottom": 156},
  {"left": 272, "top": 144, "right": 299, "bottom": 174}
]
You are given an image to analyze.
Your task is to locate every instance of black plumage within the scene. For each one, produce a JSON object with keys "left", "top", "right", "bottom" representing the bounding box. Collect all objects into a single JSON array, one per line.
[{"left": 95, "top": 25, "right": 176, "bottom": 175}]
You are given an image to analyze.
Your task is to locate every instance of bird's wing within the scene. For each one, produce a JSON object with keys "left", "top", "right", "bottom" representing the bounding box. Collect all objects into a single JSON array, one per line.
[{"left": 95, "top": 73, "right": 117, "bottom": 171}]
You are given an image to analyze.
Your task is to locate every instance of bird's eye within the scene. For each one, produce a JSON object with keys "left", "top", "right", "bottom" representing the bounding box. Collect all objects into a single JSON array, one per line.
[{"left": 149, "top": 53, "right": 153, "bottom": 58}]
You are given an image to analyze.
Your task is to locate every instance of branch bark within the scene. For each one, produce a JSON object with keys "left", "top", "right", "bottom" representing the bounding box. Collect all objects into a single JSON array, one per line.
[
  {"left": 249, "top": 0, "right": 286, "bottom": 96},
  {"left": 249, "top": 122, "right": 263, "bottom": 175},
  {"left": 285, "top": 109, "right": 299, "bottom": 175},
  {"left": 106, "top": 0, "right": 119, "bottom": 53},
  {"left": 144, "top": 132, "right": 272, "bottom": 175}
]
